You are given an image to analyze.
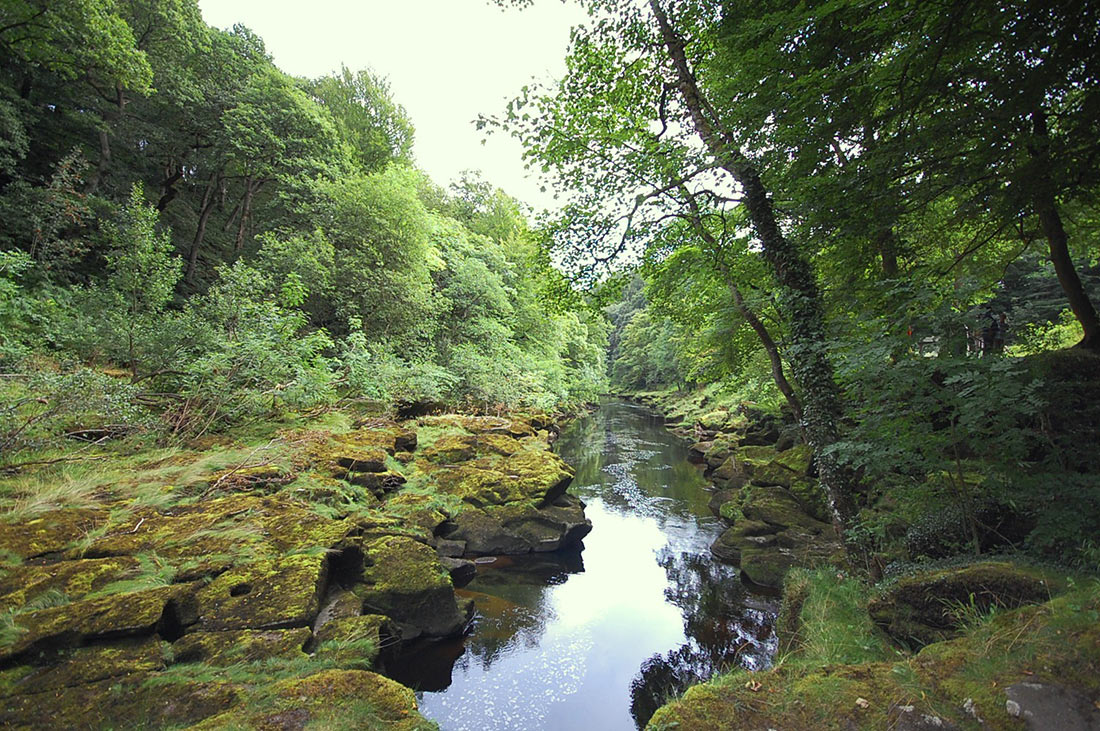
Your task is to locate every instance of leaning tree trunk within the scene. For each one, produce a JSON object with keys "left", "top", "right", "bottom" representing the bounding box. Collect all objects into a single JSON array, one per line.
[
  {"left": 651, "top": 0, "right": 859, "bottom": 537},
  {"left": 1030, "top": 111, "right": 1099, "bottom": 351},
  {"left": 728, "top": 280, "right": 804, "bottom": 424}
]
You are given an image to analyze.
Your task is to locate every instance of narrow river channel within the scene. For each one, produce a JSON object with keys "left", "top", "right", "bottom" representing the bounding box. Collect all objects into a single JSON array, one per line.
[{"left": 389, "top": 400, "right": 779, "bottom": 730}]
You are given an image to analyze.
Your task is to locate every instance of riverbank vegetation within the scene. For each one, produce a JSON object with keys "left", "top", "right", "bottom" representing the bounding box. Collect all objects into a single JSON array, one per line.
[{"left": 3, "top": 0, "right": 1100, "bottom": 728}]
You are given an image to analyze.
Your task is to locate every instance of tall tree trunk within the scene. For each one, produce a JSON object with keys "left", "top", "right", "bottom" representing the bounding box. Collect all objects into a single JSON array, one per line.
[
  {"left": 1030, "top": 110, "right": 1099, "bottom": 350},
  {"left": 651, "top": 0, "right": 859, "bottom": 537},
  {"left": 877, "top": 228, "right": 899, "bottom": 277},
  {"left": 676, "top": 182, "right": 805, "bottom": 423},
  {"left": 186, "top": 172, "right": 220, "bottom": 284}
]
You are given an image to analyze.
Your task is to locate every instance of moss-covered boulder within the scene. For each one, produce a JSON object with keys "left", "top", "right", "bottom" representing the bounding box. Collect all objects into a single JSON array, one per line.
[
  {"left": 171, "top": 628, "right": 311, "bottom": 665},
  {"left": 0, "top": 637, "right": 167, "bottom": 698},
  {"left": 1, "top": 583, "right": 197, "bottom": 660},
  {"left": 711, "top": 456, "right": 748, "bottom": 488},
  {"left": 707, "top": 488, "right": 740, "bottom": 520},
  {"left": 0, "top": 508, "right": 108, "bottom": 560},
  {"left": 749, "top": 460, "right": 800, "bottom": 488},
  {"left": 427, "top": 450, "right": 573, "bottom": 508},
  {"left": 773, "top": 444, "right": 813, "bottom": 475},
  {"left": 789, "top": 477, "right": 829, "bottom": 524},
  {"left": 868, "top": 562, "right": 1058, "bottom": 647},
  {"left": 193, "top": 554, "right": 327, "bottom": 631},
  {"left": 709, "top": 520, "right": 776, "bottom": 563},
  {"left": 0, "top": 556, "right": 139, "bottom": 608},
  {"left": 191, "top": 669, "right": 432, "bottom": 730},
  {"left": 355, "top": 535, "right": 469, "bottom": 638},
  {"left": 734, "top": 445, "right": 777, "bottom": 476},
  {"left": 349, "top": 469, "right": 407, "bottom": 496},
  {"left": 312, "top": 614, "right": 393, "bottom": 668},
  {"left": 703, "top": 437, "right": 734, "bottom": 468},
  {"left": 445, "top": 494, "right": 591, "bottom": 555},
  {"left": 0, "top": 674, "right": 240, "bottom": 729},
  {"left": 741, "top": 486, "right": 831, "bottom": 531}
]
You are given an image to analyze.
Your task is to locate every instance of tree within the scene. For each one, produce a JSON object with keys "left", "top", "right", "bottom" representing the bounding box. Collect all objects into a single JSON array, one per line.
[{"left": 105, "top": 182, "right": 181, "bottom": 375}]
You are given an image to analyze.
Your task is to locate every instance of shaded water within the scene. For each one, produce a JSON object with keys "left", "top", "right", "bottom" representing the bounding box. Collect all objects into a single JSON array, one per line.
[{"left": 389, "top": 400, "right": 779, "bottom": 730}]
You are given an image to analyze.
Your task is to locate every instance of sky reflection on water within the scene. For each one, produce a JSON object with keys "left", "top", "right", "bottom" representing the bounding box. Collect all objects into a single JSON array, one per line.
[{"left": 404, "top": 401, "right": 779, "bottom": 730}]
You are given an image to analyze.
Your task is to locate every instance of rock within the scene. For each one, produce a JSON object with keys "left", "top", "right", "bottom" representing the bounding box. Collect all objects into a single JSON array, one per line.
[
  {"left": 0, "top": 674, "right": 239, "bottom": 729},
  {"left": 789, "top": 477, "right": 830, "bottom": 523},
  {"left": 748, "top": 460, "right": 799, "bottom": 488},
  {"left": 888, "top": 703, "right": 960, "bottom": 731},
  {"left": 190, "top": 669, "right": 430, "bottom": 730},
  {"left": 427, "top": 449, "right": 574, "bottom": 508},
  {"left": 445, "top": 494, "right": 591, "bottom": 555},
  {"left": 703, "top": 438, "right": 734, "bottom": 468},
  {"left": 348, "top": 470, "right": 406, "bottom": 496},
  {"left": 709, "top": 520, "right": 777, "bottom": 563},
  {"left": 194, "top": 554, "right": 327, "bottom": 632},
  {"left": 711, "top": 457, "right": 748, "bottom": 488},
  {"left": 1004, "top": 681, "right": 1100, "bottom": 731},
  {"left": 740, "top": 486, "right": 831, "bottom": 531},
  {"left": 312, "top": 615, "right": 394, "bottom": 669},
  {"left": 0, "top": 637, "right": 167, "bottom": 698},
  {"left": 689, "top": 440, "right": 714, "bottom": 457},
  {"left": 734, "top": 445, "right": 777, "bottom": 475},
  {"left": 707, "top": 489, "right": 740, "bottom": 520},
  {"left": 774, "top": 444, "right": 813, "bottom": 475},
  {"left": 697, "top": 410, "right": 730, "bottom": 431},
  {"left": 0, "top": 556, "right": 140, "bottom": 608},
  {"left": 312, "top": 587, "right": 364, "bottom": 636},
  {"left": 422, "top": 433, "right": 479, "bottom": 463},
  {"left": 868, "top": 562, "right": 1055, "bottom": 647},
  {"left": 172, "top": 628, "right": 311, "bottom": 665},
  {"left": 435, "top": 539, "right": 466, "bottom": 557},
  {"left": 1, "top": 584, "right": 197, "bottom": 661},
  {"left": 355, "top": 536, "right": 469, "bottom": 638},
  {"left": 0, "top": 507, "right": 108, "bottom": 560},
  {"left": 439, "top": 557, "right": 477, "bottom": 588},
  {"left": 739, "top": 547, "right": 800, "bottom": 587}
]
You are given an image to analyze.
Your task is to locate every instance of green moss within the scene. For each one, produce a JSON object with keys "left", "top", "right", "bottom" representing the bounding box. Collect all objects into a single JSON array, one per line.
[
  {"left": 171, "top": 628, "right": 311, "bottom": 665},
  {"left": 194, "top": 554, "right": 327, "bottom": 631},
  {"left": 0, "top": 637, "right": 166, "bottom": 697},
  {"left": 2, "top": 583, "right": 195, "bottom": 660},
  {"left": 0, "top": 556, "right": 138, "bottom": 609}
]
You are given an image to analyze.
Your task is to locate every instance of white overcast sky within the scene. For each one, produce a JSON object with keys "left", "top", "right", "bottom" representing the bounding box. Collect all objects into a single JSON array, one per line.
[{"left": 197, "top": 0, "right": 588, "bottom": 212}]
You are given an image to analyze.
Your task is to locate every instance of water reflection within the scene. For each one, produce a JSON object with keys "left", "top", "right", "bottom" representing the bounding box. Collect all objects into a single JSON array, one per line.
[{"left": 398, "top": 401, "right": 778, "bottom": 730}]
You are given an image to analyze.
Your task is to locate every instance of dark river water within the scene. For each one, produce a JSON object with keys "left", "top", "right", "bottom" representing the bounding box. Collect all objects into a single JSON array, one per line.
[{"left": 389, "top": 400, "right": 779, "bottom": 730}]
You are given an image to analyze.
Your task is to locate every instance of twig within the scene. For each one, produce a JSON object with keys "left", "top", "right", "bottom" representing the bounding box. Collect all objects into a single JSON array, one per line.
[
  {"left": 128, "top": 517, "right": 145, "bottom": 534},
  {"left": 202, "top": 438, "right": 281, "bottom": 497}
]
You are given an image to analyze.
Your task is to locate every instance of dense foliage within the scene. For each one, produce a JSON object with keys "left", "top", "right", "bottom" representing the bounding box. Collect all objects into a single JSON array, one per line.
[
  {"left": 0, "top": 1, "right": 607, "bottom": 459},
  {"left": 491, "top": 0, "right": 1100, "bottom": 566}
]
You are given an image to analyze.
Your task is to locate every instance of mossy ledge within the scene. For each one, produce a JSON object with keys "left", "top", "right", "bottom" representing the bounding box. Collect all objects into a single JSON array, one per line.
[
  {"left": 648, "top": 562, "right": 1100, "bottom": 730},
  {"left": 0, "top": 410, "right": 583, "bottom": 729}
]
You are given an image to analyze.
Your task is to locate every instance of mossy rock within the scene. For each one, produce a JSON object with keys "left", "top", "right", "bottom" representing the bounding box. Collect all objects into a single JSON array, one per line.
[
  {"left": 0, "top": 637, "right": 166, "bottom": 698},
  {"left": 0, "top": 556, "right": 139, "bottom": 609},
  {"left": 740, "top": 546, "right": 801, "bottom": 588},
  {"left": 868, "top": 561, "right": 1058, "bottom": 648},
  {"left": 1, "top": 583, "right": 197, "bottom": 661},
  {"left": 734, "top": 445, "right": 777, "bottom": 476},
  {"left": 698, "top": 409, "right": 730, "bottom": 431},
  {"left": 446, "top": 494, "right": 591, "bottom": 555},
  {"left": 708, "top": 488, "right": 740, "bottom": 520},
  {"left": 773, "top": 444, "right": 813, "bottom": 475},
  {"left": 741, "top": 486, "right": 831, "bottom": 531},
  {"left": 703, "top": 437, "right": 734, "bottom": 468},
  {"left": 789, "top": 477, "right": 829, "bottom": 524},
  {"left": 427, "top": 450, "right": 573, "bottom": 508},
  {"left": 349, "top": 469, "right": 407, "bottom": 496},
  {"left": 312, "top": 614, "right": 393, "bottom": 669},
  {"left": 383, "top": 494, "right": 451, "bottom": 537},
  {"left": 191, "top": 669, "right": 432, "bottom": 730},
  {"left": 709, "top": 520, "right": 776, "bottom": 564},
  {"left": 194, "top": 554, "right": 327, "bottom": 631},
  {"left": 711, "top": 456, "right": 748, "bottom": 488},
  {"left": 718, "top": 500, "right": 743, "bottom": 524},
  {"left": 171, "top": 628, "right": 311, "bottom": 665},
  {"left": 421, "top": 433, "right": 479, "bottom": 463},
  {"left": 0, "top": 508, "right": 109, "bottom": 560},
  {"left": 0, "top": 674, "right": 240, "bottom": 729},
  {"left": 356, "top": 536, "right": 467, "bottom": 638},
  {"left": 748, "top": 460, "right": 799, "bottom": 488},
  {"left": 334, "top": 428, "right": 399, "bottom": 455}
]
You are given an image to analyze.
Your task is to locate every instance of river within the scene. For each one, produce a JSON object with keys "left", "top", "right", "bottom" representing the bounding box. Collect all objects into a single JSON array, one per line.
[{"left": 388, "top": 400, "right": 779, "bottom": 730}]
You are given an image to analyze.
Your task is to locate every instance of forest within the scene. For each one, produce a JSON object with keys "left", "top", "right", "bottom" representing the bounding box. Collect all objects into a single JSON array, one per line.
[{"left": 1, "top": 1, "right": 1099, "bottom": 730}]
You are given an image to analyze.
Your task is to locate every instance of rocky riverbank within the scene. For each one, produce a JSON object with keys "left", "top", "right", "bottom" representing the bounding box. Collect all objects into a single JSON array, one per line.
[
  {"left": 624, "top": 391, "right": 1100, "bottom": 730},
  {"left": 0, "top": 411, "right": 589, "bottom": 728},
  {"left": 628, "top": 392, "right": 839, "bottom": 589}
]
